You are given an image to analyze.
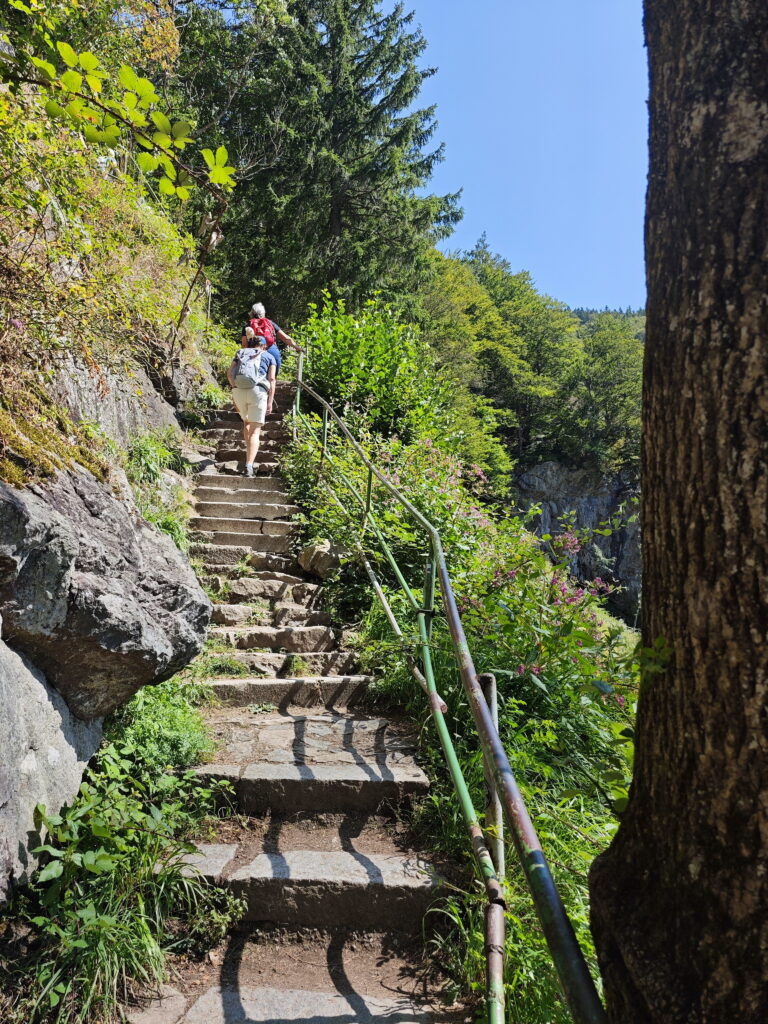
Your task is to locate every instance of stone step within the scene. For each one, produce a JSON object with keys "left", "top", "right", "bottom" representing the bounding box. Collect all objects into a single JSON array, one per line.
[
  {"left": 203, "top": 425, "right": 288, "bottom": 441},
  {"left": 217, "top": 649, "right": 358, "bottom": 678},
  {"left": 204, "top": 675, "right": 371, "bottom": 707},
  {"left": 198, "top": 708, "right": 428, "bottom": 816},
  {"left": 226, "top": 575, "right": 318, "bottom": 605},
  {"left": 211, "top": 624, "right": 338, "bottom": 653},
  {"left": 190, "top": 516, "right": 296, "bottom": 538},
  {"left": 194, "top": 500, "right": 300, "bottom": 520},
  {"left": 195, "top": 552, "right": 300, "bottom": 577},
  {"left": 188, "top": 844, "right": 440, "bottom": 929},
  {"left": 215, "top": 459, "right": 281, "bottom": 476},
  {"left": 211, "top": 603, "right": 331, "bottom": 628},
  {"left": 214, "top": 447, "right": 279, "bottom": 463},
  {"left": 195, "top": 475, "right": 288, "bottom": 495},
  {"left": 192, "top": 530, "right": 293, "bottom": 553}
]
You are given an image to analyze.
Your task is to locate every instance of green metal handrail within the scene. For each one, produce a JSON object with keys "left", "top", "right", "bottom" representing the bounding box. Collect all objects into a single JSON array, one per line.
[{"left": 291, "top": 351, "right": 607, "bottom": 1024}]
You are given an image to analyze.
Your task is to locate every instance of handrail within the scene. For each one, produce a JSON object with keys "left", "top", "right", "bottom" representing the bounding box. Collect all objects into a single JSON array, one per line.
[{"left": 291, "top": 355, "right": 608, "bottom": 1024}]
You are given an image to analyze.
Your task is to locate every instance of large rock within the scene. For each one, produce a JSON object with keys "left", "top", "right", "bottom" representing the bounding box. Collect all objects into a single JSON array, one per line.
[
  {"left": 516, "top": 461, "right": 642, "bottom": 622},
  {"left": 0, "top": 636, "right": 102, "bottom": 902},
  {"left": 0, "top": 468, "right": 211, "bottom": 719},
  {"left": 298, "top": 539, "right": 348, "bottom": 579}
]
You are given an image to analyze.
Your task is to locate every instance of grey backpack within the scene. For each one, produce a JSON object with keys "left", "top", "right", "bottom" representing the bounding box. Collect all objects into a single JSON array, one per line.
[{"left": 233, "top": 348, "right": 268, "bottom": 390}]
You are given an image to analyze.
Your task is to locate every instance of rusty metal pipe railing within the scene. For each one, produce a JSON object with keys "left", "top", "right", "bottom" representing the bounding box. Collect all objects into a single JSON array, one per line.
[{"left": 291, "top": 368, "right": 607, "bottom": 1024}]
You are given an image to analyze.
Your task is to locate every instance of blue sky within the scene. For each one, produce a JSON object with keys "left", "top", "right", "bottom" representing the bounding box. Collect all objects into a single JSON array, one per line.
[{"left": 411, "top": 0, "right": 648, "bottom": 310}]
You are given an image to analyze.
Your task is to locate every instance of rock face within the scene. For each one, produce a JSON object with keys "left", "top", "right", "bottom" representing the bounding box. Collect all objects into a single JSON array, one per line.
[
  {"left": 0, "top": 468, "right": 211, "bottom": 720},
  {"left": 0, "top": 635, "right": 102, "bottom": 902},
  {"left": 516, "top": 461, "right": 641, "bottom": 622}
]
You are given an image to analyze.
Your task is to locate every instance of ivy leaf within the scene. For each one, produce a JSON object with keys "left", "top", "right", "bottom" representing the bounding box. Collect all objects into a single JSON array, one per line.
[
  {"left": 59, "top": 69, "right": 83, "bottom": 93},
  {"left": 201, "top": 148, "right": 215, "bottom": 170},
  {"left": 56, "top": 41, "right": 78, "bottom": 68},
  {"left": 118, "top": 65, "right": 139, "bottom": 91},
  {"left": 215, "top": 145, "right": 228, "bottom": 166},
  {"left": 158, "top": 176, "right": 175, "bottom": 196},
  {"left": 136, "top": 152, "right": 158, "bottom": 173},
  {"left": 151, "top": 110, "right": 172, "bottom": 134},
  {"left": 37, "top": 860, "right": 64, "bottom": 882}
]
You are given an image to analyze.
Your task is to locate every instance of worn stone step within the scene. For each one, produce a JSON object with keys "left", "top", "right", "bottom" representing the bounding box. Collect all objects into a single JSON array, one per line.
[
  {"left": 190, "top": 516, "right": 296, "bottom": 537},
  {"left": 128, "top": 985, "right": 443, "bottom": 1024},
  {"left": 215, "top": 459, "right": 281, "bottom": 476},
  {"left": 194, "top": 500, "right": 300, "bottom": 520},
  {"left": 197, "top": 708, "right": 428, "bottom": 816},
  {"left": 190, "top": 541, "right": 251, "bottom": 565},
  {"left": 226, "top": 575, "right": 318, "bottom": 605},
  {"left": 192, "top": 530, "right": 293, "bottom": 553},
  {"left": 195, "top": 552, "right": 300, "bottom": 577},
  {"left": 211, "top": 603, "right": 330, "bottom": 628},
  {"left": 195, "top": 475, "right": 288, "bottom": 495},
  {"left": 203, "top": 675, "right": 371, "bottom": 707},
  {"left": 188, "top": 844, "right": 440, "bottom": 929},
  {"left": 219, "top": 649, "right": 358, "bottom": 677},
  {"left": 203, "top": 426, "right": 288, "bottom": 443},
  {"left": 211, "top": 624, "right": 338, "bottom": 653},
  {"left": 214, "top": 447, "right": 280, "bottom": 463}
]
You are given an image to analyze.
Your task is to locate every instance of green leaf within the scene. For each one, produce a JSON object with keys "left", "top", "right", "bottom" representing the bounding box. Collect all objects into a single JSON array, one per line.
[
  {"left": 136, "top": 133, "right": 154, "bottom": 150},
  {"left": 59, "top": 69, "right": 83, "bottom": 93},
  {"left": 37, "top": 860, "right": 63, "bottom": 882},
  {"left": 85, "top": 75, "right": 102, "bottom": 94},
  {"left": 158, "top": 176, "right": 175, "bottom": 196},
  {"left": 83, "top": 125, "right": 102, "bottom": 143},
  {"left": 152, "top": 131, "right": 172, "bottom": 150},
  {"left": 201, "top": 148, "right": 215, "bottom": 170},
  {"left": 44, "top": 99, "right": 66, "bottom": 119},
  {"left": 78, "top": 51, "right": 99, "bottom": 71},
  {"left": 32, "top": 57, "right": 56, "bottom": 80},
  {"left": 135, "top": 76, "right": 157, "bottom": 98},
  {"left": 123, "top": 91, "right": 137, "bottom": 110},
  {"left": 118, "top": 65, "right": 139, "bottom": 91},
  {"left": 102, "top": 125, "right": 121, "bottom": 144},
  {"left": 151, "top": 110, "right": 172, "bottom": 134},
  {"left": 215, "top": 145, "right": 228, "bottom": 166},
  {"left": 136, "top": 152, "right": 158, "bottom": 173},
  {"left": 175, "top": 186, "right": 190, "bottom": 201},
  {"left": 56, "top": 41, "right": 78, "bottom": 68}
]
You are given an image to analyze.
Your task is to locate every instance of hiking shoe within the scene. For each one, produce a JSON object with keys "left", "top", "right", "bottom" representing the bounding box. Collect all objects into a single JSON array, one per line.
[{"left": 244, "top": 464, "right": 254, "bottom": 477}]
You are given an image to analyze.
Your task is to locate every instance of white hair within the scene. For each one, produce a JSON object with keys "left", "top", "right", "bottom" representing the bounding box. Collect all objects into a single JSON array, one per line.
[
  {"left": 244, "top": 326, "right": 255, "bottom": 338},
  {"left": 251, "top": 302, "right": 266, "bottom": 318}
]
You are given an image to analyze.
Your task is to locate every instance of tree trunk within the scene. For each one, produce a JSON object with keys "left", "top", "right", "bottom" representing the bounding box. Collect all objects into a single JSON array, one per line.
[{"left": 589, "top": 3, "right": 768, "bottom": 1021}]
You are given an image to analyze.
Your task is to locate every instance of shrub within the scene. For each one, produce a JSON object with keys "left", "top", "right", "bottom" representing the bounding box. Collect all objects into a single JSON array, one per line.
[
  {"left": 283, "top": 407, "right": 638, "bottom": 1020},
  {"left": 0, "top": 677, "right": 241, "bottom": 1024}
]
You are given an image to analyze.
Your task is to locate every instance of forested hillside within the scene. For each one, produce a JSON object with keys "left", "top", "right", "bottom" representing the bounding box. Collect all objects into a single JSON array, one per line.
[{"left": 1, "top": 3, "right": 645, "bottom": 1023}]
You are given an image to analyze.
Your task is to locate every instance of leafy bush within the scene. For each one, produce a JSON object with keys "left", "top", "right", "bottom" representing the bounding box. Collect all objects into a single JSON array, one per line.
[
  {"left": 1, "top": 680, "right": 241, "bottom": 1024},
  {"left": 283, "top": 407, "right": 638, "bottom": 1020},
  {"left": 123, "top": 429, "right": 192, "bottom": 550}
]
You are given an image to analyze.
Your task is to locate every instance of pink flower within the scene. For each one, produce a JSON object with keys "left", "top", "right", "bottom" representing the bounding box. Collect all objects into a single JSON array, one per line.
[{"left": 516, "top": 665, "right": 525, "bottom": 675}]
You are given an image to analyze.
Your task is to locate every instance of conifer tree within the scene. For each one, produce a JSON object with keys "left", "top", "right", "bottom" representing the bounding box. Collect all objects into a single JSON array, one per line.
[{"left": 181, "top": 0, "right": 460, "bottom": 321}]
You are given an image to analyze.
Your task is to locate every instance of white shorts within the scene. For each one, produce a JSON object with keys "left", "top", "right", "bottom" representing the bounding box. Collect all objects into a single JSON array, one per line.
[{"left": 232, "top": 386, "right": 267, "bottom": 424}]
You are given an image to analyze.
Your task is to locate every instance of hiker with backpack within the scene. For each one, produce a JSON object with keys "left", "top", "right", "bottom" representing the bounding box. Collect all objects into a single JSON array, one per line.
[
  {"left": 226, "top": 328, "right": 276, "bottom": 477},
  {"left": 244, "top": 302, "right": 300, "bottom": 381}
]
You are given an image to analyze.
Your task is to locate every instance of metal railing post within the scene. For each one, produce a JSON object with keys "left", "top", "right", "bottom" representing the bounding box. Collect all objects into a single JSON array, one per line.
[
  {"left": 319, "top": 406, "right": 328, "bottom": 467},
  {"left": 479, "top": 672, "right": 505, "bottom": 879}
]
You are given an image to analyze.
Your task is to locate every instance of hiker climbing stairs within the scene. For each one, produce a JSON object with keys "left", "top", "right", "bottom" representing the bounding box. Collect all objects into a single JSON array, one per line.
[{"left": 128, "top": 381, "right": 465, "bottom": 1023}]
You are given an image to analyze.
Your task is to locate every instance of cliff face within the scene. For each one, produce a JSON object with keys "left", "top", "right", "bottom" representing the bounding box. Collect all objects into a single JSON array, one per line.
[
  {"left": 0, "top": 353, "right": 213, "bottom": 902},
  {"left": 516, "top": 461, "right": 642, "bottom": 623},
  {"left": 0, "top": 469, "right": 210, "bottom": 720}
]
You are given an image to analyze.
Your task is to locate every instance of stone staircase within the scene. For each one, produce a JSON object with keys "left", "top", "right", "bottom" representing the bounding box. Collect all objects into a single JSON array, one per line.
[{"left": 128, "top": 382, "right": 463, "bottom": 1023}]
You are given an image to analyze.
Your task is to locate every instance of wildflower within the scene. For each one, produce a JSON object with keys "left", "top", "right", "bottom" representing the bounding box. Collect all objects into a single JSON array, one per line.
[
  {"left": 531, "top": 665, "right": 542, "bottom": 675},
  {"left": 10, "top": 318, "right": 24, "bottom": 330},
  {"left": 516, "top": 664, "right": 525, "bottom": 675},
  {"left": 616, "top": 695, "right": 626, "bottom": 709}
]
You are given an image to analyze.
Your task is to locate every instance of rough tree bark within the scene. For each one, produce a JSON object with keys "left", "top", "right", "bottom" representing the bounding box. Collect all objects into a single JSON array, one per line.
[{"left": 589, "top": 3, "right": 768, "bottom": 1021}]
